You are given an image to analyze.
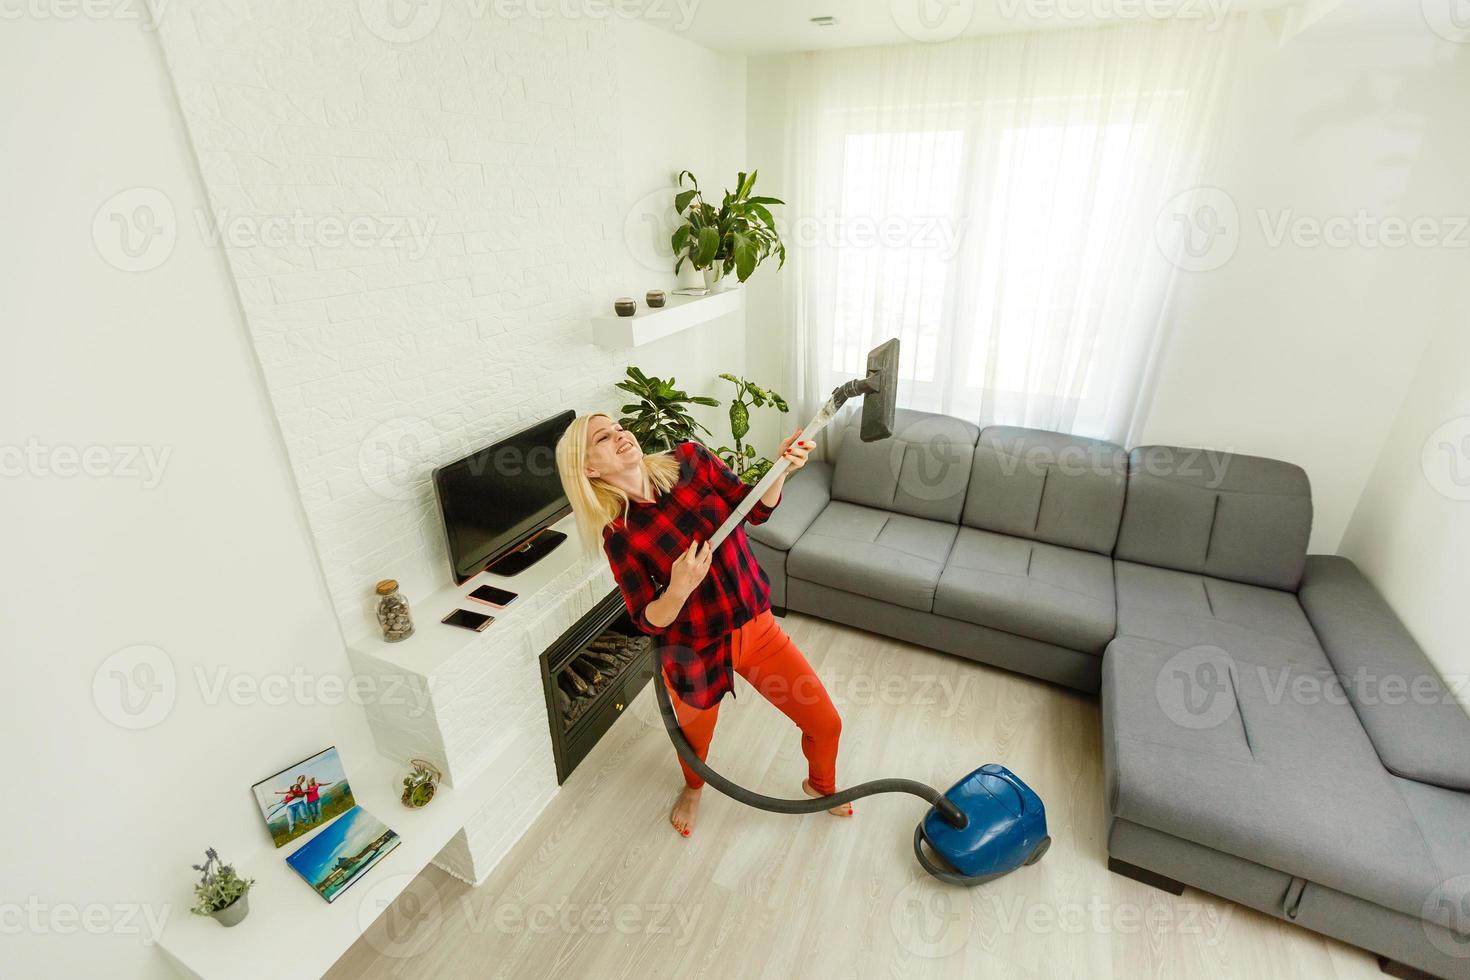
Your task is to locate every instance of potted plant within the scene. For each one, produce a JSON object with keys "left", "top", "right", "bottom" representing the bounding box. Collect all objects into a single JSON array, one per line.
[
  {"left": 671, "top": 170, "right": 786, "bottom": 291},
  {"left": 401, "top": 759, "right": 442, "bottom": 808},
  {"left": 616, "top": 366, "right": 720, "bottom": 453},
  {"left": 712, "top": 374, "right": 789, "bottom": 484},
  {"left": 190, "top": 848, "right": 254, "bottom": 928}
]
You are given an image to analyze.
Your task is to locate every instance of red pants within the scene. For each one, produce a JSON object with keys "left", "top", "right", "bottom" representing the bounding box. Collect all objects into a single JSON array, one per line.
[{"left": 661, "top": 609, "right": 842, "bottom": 794}]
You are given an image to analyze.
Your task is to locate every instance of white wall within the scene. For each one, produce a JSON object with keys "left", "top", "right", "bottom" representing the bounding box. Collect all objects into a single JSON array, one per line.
[
  {"left": 0, "top": 18, "right": 375, "bottom": 980},
  {"left": 154, "top": 3, "right": 748, "bottom": 641},
  {"left": 1320, "top": 14, "right": 1470, "bottom": 706},
  {"left": 612, "top": 20, "right": 751, "bottom": 449},
  {"left": 744, "top": 54, "right": 796, "bottom": 458},
  {"left": 1339, "top": 271, "right": 1470, "bottom": 701},
  {"left": 1, "top": 12, "right": 746, "bottom": 980},
  {"left": 1135, "top": 12, "right": 1470, "bottom": 553}
]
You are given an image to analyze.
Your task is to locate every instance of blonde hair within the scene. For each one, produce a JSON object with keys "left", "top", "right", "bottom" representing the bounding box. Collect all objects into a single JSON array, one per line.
[{"left": 555, "top": 413, "right": 683, "bottom": 556}]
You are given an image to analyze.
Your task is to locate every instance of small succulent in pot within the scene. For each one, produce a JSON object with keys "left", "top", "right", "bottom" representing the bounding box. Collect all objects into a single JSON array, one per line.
[
  {"left": 190, "top": 847, "right": 254, "bottom": 927},
  {"left": 401, "top": 759, "right": 442, "bottom": 808}
]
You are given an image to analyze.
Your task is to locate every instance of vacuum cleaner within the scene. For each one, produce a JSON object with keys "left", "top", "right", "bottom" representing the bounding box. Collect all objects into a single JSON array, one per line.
[{"left": 652, "top": 338, "right": 1051, "bottom": 886}]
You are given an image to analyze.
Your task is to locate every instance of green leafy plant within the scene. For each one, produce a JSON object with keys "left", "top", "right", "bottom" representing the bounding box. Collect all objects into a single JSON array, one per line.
[
  {"left": 713, "top": 373, "right": 789, "bottom": 484},
  {"left": 189, "top": 848, "right": 253, "bottom": 916},
  {"left": 671, "top": 170, "right": 786, "bottom": 283},
  {"left": 616, "top": 366, "right": 720, "bottom": 453}
]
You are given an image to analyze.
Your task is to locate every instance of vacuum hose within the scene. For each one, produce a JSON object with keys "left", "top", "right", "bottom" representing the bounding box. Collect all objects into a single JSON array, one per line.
[{"left": 653, "top": 675, "right": 968, "bottom": 829}]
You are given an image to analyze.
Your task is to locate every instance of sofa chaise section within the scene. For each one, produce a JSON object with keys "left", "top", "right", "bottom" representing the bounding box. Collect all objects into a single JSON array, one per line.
[{"left": 1102, "top": 447, "right": 1470, "bottom": 979}]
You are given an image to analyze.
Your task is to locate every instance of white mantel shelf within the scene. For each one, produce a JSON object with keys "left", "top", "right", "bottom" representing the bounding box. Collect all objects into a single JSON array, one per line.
[{"left": 591, "top": 286, "right": 743, "bottom": 348}]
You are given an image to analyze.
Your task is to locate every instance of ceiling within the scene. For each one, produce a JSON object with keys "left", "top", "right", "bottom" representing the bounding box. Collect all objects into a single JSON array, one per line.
[{"left": 642, "top": 0, "right": 1303, "bottom": 55}]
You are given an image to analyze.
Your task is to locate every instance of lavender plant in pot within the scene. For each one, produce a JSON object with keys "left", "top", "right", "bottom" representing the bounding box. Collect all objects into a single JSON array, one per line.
[
  {"left": 190, "top": 847, "right": 254, "bottom": 928},
  {"left": 671, "top": 170, "right": 785, "bottom": 291}
]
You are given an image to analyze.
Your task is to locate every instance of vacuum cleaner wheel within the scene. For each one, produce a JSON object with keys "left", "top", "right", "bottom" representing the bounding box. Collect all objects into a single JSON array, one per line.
[{"left": 912, "top": 824, "right": 1052, "bottom": 886}]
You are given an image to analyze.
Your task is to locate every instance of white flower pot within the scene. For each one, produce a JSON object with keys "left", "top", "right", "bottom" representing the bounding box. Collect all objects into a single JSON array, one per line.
[
  {"left": 210, "top": 893, "right": 250, "bottom": 928},
  {"left": 701, "top": 265, "right": 726, "bottom": 292}
]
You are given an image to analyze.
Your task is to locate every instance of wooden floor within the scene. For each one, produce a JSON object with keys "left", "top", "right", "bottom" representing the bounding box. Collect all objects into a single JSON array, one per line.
[{"left": 328, "top": 612, "right": 1382, "bottom": 980}]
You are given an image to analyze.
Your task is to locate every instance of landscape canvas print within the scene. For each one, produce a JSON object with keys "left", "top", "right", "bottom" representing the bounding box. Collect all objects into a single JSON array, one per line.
[
  {"left": 285, "top": 805, "right": 401, "bottom": 903},
  {"left": 251, "top": 746, "right": 355, "bottom": 848}
]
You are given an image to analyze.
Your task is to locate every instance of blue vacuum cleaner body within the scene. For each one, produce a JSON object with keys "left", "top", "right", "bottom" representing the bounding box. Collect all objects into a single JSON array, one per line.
[{"left": 915, "top": 764, "right": 1050, "bottom": 885}]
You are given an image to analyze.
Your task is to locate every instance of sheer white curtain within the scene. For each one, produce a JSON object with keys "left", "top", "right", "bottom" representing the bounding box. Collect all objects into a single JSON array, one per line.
[{"left": 779, "top": 18, "right": 1244, "bottom": 447}]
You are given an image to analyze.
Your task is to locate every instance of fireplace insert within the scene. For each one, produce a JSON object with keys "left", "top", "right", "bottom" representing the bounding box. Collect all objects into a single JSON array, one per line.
[{"left": 539, "top": 588, "right": 656, "bottom": 783}]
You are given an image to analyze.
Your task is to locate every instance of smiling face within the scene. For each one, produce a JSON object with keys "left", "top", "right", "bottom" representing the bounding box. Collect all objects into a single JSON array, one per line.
[{"left": 583, "top": 414, "right": 644, "bottom": 482}]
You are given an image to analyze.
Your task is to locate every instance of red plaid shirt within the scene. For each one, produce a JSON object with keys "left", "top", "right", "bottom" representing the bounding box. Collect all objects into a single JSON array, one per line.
[{"left": 602, "top": 440, "right": 782, "bottom": 710}]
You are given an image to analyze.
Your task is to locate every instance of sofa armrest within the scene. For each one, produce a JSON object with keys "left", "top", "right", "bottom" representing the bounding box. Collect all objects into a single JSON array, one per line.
[
  {"left": 747, "top": 460, "right": 833, "bottom": 552},
  {"left": 1298, "top": 554, "right": 1470, "bottom": 791}
]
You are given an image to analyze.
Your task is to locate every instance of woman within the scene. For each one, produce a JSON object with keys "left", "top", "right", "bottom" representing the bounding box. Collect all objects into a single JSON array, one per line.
[{"left": 555, "top": 413, "right": 852, "bottom": 837}]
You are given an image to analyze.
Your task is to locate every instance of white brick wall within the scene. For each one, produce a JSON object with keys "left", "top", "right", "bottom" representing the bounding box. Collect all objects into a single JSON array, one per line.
[{"left": 156, "top": 0, "right": 635, "bottom": 637}]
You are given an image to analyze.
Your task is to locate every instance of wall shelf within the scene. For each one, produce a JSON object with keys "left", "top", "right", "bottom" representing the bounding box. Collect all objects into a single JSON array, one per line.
[{"left": 591, "top": 287, "right": 743, "bottom": 348}]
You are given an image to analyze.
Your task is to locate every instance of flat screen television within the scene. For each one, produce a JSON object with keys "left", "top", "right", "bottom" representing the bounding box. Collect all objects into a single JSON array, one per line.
[{"left": 433, "top": 410, "right": 575, "bottom": 584}]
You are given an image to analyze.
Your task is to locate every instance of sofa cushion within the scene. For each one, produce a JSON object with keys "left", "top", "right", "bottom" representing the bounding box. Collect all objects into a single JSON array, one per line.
[
  {"left": 787, "top": 501, "right": 958, "bottom": 611},
  {"left": 1298, "top": 555, "right": 1470, "bottom": 792},
  {"left": 1115, "top": 446, "right": 1312, "bottom": 591},
  {"left": 934, "top": 527, "right": 1115, "bottom": 654},
  {"left": 747, "top": 460, "right": 833, "bottom": 552},
  {"left": 962, "top": 426, "right": 1128, "bottom": 556},
  {"left": 1102, "top": 634, "right": 1470, "bottom": 936},
  {"left": 1114, "top": 560, "right": 1325, "bottom": 671},
  {"left": 830, "top": 408, "right": 979, "bottom": 524}
]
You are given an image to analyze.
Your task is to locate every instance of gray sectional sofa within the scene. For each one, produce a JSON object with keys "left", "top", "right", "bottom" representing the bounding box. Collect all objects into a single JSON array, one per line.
[{"left": 747, "top": 407, "right": 1470, "bottom": 979}]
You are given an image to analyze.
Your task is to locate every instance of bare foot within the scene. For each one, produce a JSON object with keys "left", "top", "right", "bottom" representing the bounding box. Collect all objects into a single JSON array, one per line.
[
  {"left": 670, "top": 786, "right": 701, "bottom": 837},
  {"left": 803, "top": 778, "right": 854, "bottom": 816}
]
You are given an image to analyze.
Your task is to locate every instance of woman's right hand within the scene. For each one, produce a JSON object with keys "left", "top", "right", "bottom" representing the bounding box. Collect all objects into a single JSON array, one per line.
[{"left": 667, "top": 538, "right": 713, "bottom": 600}]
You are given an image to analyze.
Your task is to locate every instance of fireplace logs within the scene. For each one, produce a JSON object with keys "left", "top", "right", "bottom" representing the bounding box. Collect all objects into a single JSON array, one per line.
[{"left": 556, "top": 629, "right": 653, "bottom": 729}]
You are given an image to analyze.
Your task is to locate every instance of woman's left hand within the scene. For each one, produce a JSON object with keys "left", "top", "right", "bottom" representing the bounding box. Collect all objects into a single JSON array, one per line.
[{"left": 778, "top": 430, "right": 814, "bottom": 471}]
